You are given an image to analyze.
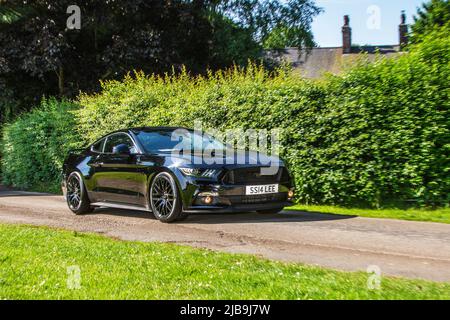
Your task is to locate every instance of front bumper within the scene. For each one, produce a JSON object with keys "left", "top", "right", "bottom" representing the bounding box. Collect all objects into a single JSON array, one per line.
[
  {"left": 181, "top": 178, "right": 294, "bottom": 213},
  {"left": 184, "top": 201, "right": 293, "bottom": 213}
]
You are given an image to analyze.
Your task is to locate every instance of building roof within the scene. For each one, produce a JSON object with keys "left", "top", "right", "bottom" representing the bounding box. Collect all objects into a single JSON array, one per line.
[
  {"left": 265, "top": 13, "right": 408, "bottom": 79},
  {"left": 266, "top": 45, "right": 404, "bottom": 79}
]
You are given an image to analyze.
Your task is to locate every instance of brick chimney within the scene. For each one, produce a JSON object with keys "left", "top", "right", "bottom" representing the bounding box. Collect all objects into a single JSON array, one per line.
[
  {"left": 342, "top": 15, "right": 352, "bottom": 54},
  {"left": 399, "top": 10, "right": 408, "bottom": 50}
]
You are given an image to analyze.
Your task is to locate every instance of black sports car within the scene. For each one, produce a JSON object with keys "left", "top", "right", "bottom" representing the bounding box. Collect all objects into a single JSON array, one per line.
[{"left": 62, "top": 127, "right": 294, "bottom": 222}]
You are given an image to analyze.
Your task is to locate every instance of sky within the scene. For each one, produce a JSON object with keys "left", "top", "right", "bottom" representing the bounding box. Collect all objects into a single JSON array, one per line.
[{"left": 311, "top": 0, "right": 427, "bottom": 47}]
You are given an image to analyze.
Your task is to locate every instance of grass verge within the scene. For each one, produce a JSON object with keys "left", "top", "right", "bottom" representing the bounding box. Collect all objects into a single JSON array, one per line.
[
  {"left": 289, "top": 205, "right": 450, "bottom": 224},
  {"left": 0, "top": 223, "right": 449, "bottom": 299}
]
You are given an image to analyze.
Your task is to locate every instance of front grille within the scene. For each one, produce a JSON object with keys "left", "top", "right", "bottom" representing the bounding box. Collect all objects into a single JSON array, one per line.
[
  {"left": 228, "top": 193, "right": 287, "bottom": 205},
  {"left": 222, "top": 167, "right": 289, "bottom": 185}
]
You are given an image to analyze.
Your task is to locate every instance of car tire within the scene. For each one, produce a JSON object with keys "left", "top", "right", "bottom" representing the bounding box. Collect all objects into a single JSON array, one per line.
[
  {"left": 256, "top": 207, "right": 284, "bottom": 214},
  {"left": 149, "top": 172, "right": 184, "bottom": 223},
  {"left": 66, "top": 171, "right": 94, "bottom": 215}
]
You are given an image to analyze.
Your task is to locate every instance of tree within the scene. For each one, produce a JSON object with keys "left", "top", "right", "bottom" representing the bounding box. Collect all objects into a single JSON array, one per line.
[
  {"left": 411, "top": 0, "right": 450, "bottom": 43},
  {"left": 0, "top": 0, "right": 321, "bottom": 123},
  {"left": 0, "top": 0, "right": 217, "bottom": 123},
  {"left": 208, "top": 13, "right": 261, "bottom": 67},
  {"left": 212, "top": 0, "right": 321, "bottom": 50},
  {"left": 263, "top": 24, "right": 315, "bottom": 49}
]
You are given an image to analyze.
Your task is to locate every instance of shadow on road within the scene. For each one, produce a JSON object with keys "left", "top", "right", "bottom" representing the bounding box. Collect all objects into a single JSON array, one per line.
[
  {"left": 90, "top": 207, "right": 356, "bottom": 224},
  {"left": 92, "top": 207, "right": 156, "bottom": 220},
  {"left": 183, "top": 209, "right": 356, "bottom": 224}
]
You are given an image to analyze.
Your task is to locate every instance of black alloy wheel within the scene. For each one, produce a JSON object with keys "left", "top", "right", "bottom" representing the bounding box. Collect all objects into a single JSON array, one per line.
[
  {"left": 150, "top": 172, "right": 185, "bottom": 222},
  {"left": 66, "top": 172, "right": 93, "bottom": 214}
]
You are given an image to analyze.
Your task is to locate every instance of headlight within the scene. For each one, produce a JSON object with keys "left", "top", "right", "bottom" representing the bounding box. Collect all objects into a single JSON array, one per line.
[{"left": 179, "top": 168, "right": 220, "bottom": 178}]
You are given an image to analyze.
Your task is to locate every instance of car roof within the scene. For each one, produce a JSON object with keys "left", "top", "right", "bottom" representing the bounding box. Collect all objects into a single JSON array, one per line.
[
  {"left": 129, "top": 126, "right": 192, "bottom": 133},
  {"left": 89, "top": 126, "right": 194, "bottom": 146}
]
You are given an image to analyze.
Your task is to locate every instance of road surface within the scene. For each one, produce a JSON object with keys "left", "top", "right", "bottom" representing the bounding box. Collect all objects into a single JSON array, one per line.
[{"left": 1, "top": 188, "right": 450, "bottom": 282}]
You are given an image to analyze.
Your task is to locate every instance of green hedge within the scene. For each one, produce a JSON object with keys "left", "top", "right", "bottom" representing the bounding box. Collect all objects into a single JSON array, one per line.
[
  {"left": 1, "top": 99, "right": 81, "bottom": 193},
  {"left": 2, "top": 31, "right": 449, "bottom": 207}
]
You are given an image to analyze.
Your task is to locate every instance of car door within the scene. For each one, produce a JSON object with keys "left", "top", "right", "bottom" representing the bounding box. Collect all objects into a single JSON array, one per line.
[{"left": 91, "top": 133, "right": 145, "bottom": 206}]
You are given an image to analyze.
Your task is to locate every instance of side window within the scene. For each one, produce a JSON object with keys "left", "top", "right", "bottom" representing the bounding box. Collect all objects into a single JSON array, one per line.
[
  {"left": 103, "top": 134, "right": 135, "bottom": 153},
  {"left": 91, "top": 138, "right": 105, "bottom": 153}
]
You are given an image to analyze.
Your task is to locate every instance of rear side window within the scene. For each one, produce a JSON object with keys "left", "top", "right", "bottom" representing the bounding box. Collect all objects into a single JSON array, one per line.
[{"left": 91, "top": 138, "right": 105, "bottom": 153}]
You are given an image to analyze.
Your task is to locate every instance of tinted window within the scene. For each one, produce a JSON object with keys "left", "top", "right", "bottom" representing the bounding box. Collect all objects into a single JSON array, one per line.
[
  {"left": 91, "top": 138, "right": 105, "bottom": 153},
  {"left": 135, "top": 130, "right": 180, "bottom": 153},
  {"left": 135, "top": 129, "right": 227, "bottom": 153},
  {"left": 104, "top": 134, "right": 134, "bottom": 153}
]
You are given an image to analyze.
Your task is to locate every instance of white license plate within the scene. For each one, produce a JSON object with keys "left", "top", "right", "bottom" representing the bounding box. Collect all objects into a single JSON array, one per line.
[{"left": 245, "top": 184, "right": 279, "bottom": 195}]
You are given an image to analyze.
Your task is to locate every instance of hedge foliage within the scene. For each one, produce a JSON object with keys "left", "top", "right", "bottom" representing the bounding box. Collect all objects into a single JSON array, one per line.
[
  {"left": 0, "top": 99, "right": 82, "bottom": 193},
  {"left": 1, "top": 31, "right": 449, "bottom": 207}
]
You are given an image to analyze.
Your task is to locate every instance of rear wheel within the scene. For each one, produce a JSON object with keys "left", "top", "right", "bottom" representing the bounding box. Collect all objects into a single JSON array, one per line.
[
  {"left": 256, "top": 207, "right": 284, "bottom": 214},
  {"left": 150, "top": 172, "right": 185, "bottom": 223},
  {"left": 66, "top": 172, "right": 93, "bottom": 215}
]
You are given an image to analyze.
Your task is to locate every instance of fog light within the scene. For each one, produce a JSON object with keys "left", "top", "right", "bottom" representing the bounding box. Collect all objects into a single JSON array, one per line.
[
  {"left": 288, "top": 190, "right": 294, "bottom": 198},
  {"left": 198, "top": 191, "right": 219, "bottom": 197},
  {"left": 204, "top": 196, "right": 213, "bottom": 204}
]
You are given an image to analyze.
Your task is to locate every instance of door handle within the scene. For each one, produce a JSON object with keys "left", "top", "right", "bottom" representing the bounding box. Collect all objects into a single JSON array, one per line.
[
  {"left": 136, "top": 155, "right": 143, "bottom": 164},
  {"left": 91, "top": 155, "right": 104, "bottom": 167},
  {"left": 92, "top": 162, "right": 104, "bottom": 168}
]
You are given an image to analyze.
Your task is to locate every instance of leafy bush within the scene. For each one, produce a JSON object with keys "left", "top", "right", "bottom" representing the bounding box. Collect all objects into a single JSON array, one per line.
[
  {"left": 313, "top": 32, "right": 449, "bottom": 207},
  {"left": 411, "top": 0, "right": 450, "bottom": 44},
  {"left": 1, "top": 98, "right": 81, "bottom": 193},
  {"left": 2, "top": 31, "right": 449, "bottom": 207}
]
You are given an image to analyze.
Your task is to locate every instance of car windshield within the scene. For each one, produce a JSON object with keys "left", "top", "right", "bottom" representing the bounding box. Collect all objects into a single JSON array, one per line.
[{"left": 135, "top": 129, "right": 228, "bottom": 154}]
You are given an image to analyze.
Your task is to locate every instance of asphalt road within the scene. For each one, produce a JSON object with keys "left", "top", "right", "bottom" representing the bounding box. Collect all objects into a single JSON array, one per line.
[{"left": 1, "top": 188, "right": 450, "bottom": 282}]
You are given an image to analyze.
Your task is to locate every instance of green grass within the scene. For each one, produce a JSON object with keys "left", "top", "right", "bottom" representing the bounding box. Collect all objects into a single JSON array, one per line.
[
  {"left": 289, "top": 205, "right": 450, "bottom": 224},
  {"left": 0, "top": 224, "right": 449, "bottom": 299}
]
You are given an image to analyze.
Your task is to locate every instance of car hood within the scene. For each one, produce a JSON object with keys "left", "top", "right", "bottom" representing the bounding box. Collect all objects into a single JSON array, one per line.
[{"left": 159, "top": 149, "right": 284, "bottom": 169}]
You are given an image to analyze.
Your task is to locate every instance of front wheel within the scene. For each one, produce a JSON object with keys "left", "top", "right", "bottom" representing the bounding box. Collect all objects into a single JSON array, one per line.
[
  {"left": 149, "top": 172, "right": 185, "bottom": 223},
  {"left": 256, "top": 207, "right": 284, "bottom": 214},
  {"left": 66, "top": 172, "right": 93, "bottom": 215}
]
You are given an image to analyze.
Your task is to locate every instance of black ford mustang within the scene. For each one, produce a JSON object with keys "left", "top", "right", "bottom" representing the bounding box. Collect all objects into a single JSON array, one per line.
[{"left": 62, "top": 127, "right": 294, "bottom": 222}]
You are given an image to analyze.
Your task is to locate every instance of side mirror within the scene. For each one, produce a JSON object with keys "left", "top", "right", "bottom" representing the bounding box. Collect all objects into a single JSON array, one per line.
[{"left": 112, "top": 144, "right": 130, "bottom": 155}]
